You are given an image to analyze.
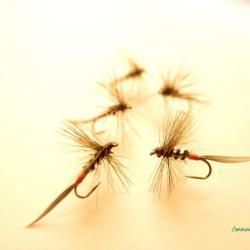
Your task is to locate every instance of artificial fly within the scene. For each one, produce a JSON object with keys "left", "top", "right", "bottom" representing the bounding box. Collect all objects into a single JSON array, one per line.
[
  {"left": 27, "top": 122, "right": 131, "bottom": 227},
  {"left": 70, "top": 75, "right": 140, "bottom": 140},
  {"left": 157, "top": 65, "right": 206, "bottom": 107},
  {"left": 109, "top": 57, "right": 145, "bottom": 86},
  {"left": 150, "top": 111, "right": 250, "bottom": 195}
]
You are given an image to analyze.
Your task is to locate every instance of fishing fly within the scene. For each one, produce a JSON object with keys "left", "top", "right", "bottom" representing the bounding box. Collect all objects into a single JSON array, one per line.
[
  {"left": 157, "top": 64, "right": 206, "bottom": 107},
  {"left": 109, "top": 57, "right": 145, "bottom": 85},
  {"left": 27, "top": 122, "right": 131, "bottom": 226},
  {"left": 70, "top": 75, "right": 140, "bottom": 140},
  {"left": 150, "top": 111, "right": 250, "bottom": 195}
]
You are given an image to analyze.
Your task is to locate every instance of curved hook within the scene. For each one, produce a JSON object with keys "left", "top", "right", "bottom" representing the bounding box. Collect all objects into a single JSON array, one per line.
[
  {"left": 74, "top": 182, "right": 100, "bottom": 199},
  {"left": 186, "top": 159, "right": 212, "bottom": 180},
  {"left": 91, "top": 121, "right": 105, "bottom": 135}
]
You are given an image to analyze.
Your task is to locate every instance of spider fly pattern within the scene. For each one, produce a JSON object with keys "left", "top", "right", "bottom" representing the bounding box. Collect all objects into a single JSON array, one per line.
[
  {"left": 150, "top": 111, "right": 250, "bottom": 195},
  {"left": 27, "top": 122, "right": 131, "bottom": 226}
]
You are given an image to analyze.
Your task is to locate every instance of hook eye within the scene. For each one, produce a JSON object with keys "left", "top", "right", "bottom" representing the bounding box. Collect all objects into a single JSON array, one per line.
[
  {"left": 186, "top": 159, "right": 212, "bottom": 180},
  {"left": 74, "top": 182, "right": 101, "bottom": 199}
]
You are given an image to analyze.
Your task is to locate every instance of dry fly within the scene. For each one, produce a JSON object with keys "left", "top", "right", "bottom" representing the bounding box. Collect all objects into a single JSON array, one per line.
[
  {"left": 109, "top": 57, "right": 145, "bottom": 86},
  {"left": 27, "top": 122, "right": 131, "bottom": 227},
  {"left": 158, "top": 65, "right": 206, "bottom": 107},
  {"left": 71, "top": 76, "right": 140, "bottom": 139},
  {"left": 150, "top": 111, "right": 250, "bottom": 195}
]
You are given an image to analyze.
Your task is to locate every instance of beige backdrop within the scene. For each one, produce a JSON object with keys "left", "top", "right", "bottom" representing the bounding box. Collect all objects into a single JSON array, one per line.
[{"left": 1, "top": 0, "right": 250, "bottom": 249}]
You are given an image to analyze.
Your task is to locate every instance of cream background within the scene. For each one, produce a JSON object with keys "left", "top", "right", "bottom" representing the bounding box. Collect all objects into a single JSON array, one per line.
[{"left": 1, "top": 0, "right": 250, "bottom": 249}]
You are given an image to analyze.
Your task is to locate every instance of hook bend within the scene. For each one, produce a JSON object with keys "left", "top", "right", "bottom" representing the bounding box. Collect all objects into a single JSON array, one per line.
[
  {"left": 186, "top": 158, "right": 212, "bottom": 180},
  {"left": 74, "top": 182, "right": 100, "bottom": 199}
]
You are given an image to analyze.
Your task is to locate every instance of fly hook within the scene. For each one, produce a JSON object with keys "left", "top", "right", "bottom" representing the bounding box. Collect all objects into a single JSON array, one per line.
[
  {"left": 74, "top": 182, "right": 101, "bottom": 199},
  {"left": 185, "top": 158, "right": 212, "bottom": 180}
]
